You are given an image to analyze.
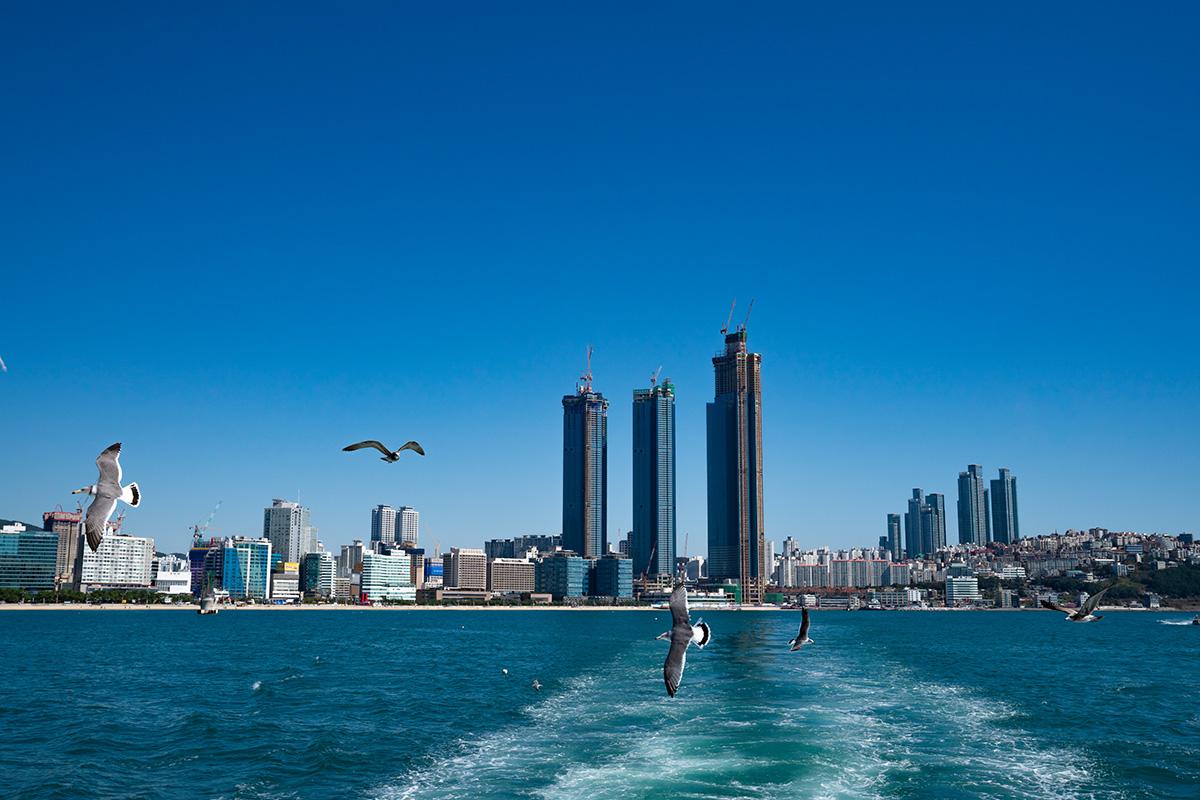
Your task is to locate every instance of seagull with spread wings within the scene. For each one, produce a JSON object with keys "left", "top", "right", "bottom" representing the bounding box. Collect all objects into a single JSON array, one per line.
[
  {"left": 72, "top": 442, "right": 141, "bottom": 551},
  {"left": 657, "top": 582, "right": 711, "bottom": 697},
  {"left": 342, "top": 440, "right": 425, "bottom": 462},
  {"left": 1041, "top": 586, "right": 1110, "bottom": 622},
  {"left": 788, "top": 606, "right": 814, "bottom": 651}
]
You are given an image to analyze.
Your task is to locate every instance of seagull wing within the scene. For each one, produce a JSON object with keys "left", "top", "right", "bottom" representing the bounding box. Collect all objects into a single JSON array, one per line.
[
  {"left": 668, "top": 583, "right": 689, "bottom": 627},
  {"left": 1040, "top": 599, "right": 1070, "bottom": 614},
  {"left": 84, "top": 495, "right": 116, "bottom": 551},
  {"left": 798, "top": 606, "right": 810, "bottom": 640},
  {"left": 96, "top": 442, "right": 122, "bottom": 492},
  {"left": 1082, "top": 586, "right": 1111, "bottom": 615},
  {"left": 343, "top": 440, "right": 392, "bottom": 455},
  {"left": 663, "top": 632, "right": 689, "bottom": 697},
  {"left": 397, "top": 441, "right": 426, "bottom": 456}
]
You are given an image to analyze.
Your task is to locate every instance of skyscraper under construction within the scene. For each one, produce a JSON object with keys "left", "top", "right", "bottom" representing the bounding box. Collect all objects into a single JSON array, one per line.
[{"left": 706, "top": 317, "right": 765, "bottom": 604}]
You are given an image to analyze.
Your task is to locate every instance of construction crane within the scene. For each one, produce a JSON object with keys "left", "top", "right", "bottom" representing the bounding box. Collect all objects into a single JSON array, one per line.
[
  {"left": 650, "top": 365, "right": 662, "bottom": 386},
  {"left": 191, "top": 501, "right": 223, "bottom": 547},
  {"left": 720, "top": 299, "right": 737, "bottom": 335},
  {"left": 738, "top": 298, "right": 755, "bottom": 333},
  {"left": 108, "top": 510, "right": 125, "bottom": 534}
]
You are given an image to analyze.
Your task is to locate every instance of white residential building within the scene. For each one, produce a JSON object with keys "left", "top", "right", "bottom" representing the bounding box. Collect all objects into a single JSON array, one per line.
[
  {"left": 945, "top": 576, "right": 981, "bottom": 605},
  {"left": 77, "top": 534, "right": 154, "bottom": 590},
  {"left": 360, "top": 552, "right": 416, "bottom": 602},
  {"left": 153, "top": 554, "right": 192, "bottom": 594}
]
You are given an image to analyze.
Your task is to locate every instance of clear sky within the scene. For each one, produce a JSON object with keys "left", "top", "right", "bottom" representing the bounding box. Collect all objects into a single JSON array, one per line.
[{"left": 2, "top": 3, "right": 1197, "bottom": 555}]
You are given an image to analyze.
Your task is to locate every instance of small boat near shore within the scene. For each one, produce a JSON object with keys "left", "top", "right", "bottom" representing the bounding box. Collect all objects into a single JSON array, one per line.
[{"left": 198, "top": 593, "right": 219, "bottom": 615}]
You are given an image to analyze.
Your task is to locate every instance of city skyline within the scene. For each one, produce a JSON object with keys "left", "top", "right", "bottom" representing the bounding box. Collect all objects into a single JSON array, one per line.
[{"left": 2, "top": 5, "right": 1198, "bottom": 553}]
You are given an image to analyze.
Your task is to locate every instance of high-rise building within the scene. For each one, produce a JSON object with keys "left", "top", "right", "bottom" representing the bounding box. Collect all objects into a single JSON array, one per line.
[
  {"left": 591, "top": 553, "right": 633, "bottom": 598},
  {"left": 222, "top": 537, "right": 272, "bottom": 599},
  {"left": 563, "top": 369, "right": 608, "bottom": 559},
  {"left": 76, "top": 533, "right": 155, "bottom": 590},
  {"left": 371, "top": 505, "right": 397, "bottom": 546},
  {"left": 43, "top": 510, "right": 83, "bottom": 588},
  {"left": 535, "top": 550, "right": 586, "bottom": 599},
  {"left": 706, "top": 326, "right": 766, "bottom": 604},
  {"left": 398, "top": 506, "right": 419, "bottom": 546},
  {"left": 990, "top": 468, "right": 1020, "bottom": 544},
  {"left": 956, "top": 464, "right": 991, "bottom": 546},
  {"left": 263, "top": 499, "right": 314, "bottom": 564},
  {"left": 484, "top": 534, "right": 561, "bottom": 560},
  {"left": 301, "top": 551, "right": 336, "bottom": 598},
  {"left": 886, "top": 513, "right": 903, "bottom": 561},
  {"left": 360, "top": 551, "right": 415, "bottom": 602},
  {"left": 338, "top": 540, "right": 367, "bottom": 579},
  {"left": 632, "top": 380, "right": 676, "bottom": 578},
  {"left": 442, "top": 547, "right": 487, "bottom": 590},
  {"left": 0, "top": 523, "right": 58, "bottom": 591},
  {"left": 487, "top": 558, "right": 536, "bottom": 594},
  {"left": 904, "top": 489, "right": 946, "bottom": 558}
]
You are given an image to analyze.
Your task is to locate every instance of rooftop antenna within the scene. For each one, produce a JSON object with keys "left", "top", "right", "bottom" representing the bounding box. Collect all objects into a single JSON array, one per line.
[
  {"left": 738, "top": 298, "right": 755, "bottom": 333},
  {"left": 578, "top": 344, "right": 594, "bottom": 393},
  {"left": 650, "top": 365, "right": 662, "bottom": 386},
  {"left": 720, "top": 299, "right": 736, "bottom": 335}
]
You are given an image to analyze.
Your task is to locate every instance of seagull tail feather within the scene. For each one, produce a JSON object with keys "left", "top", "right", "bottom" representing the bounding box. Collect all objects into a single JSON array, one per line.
[
  {"left": 692, "top": 620, "right": 711, "bottom": 648},
  {"left": 121, "top": 482, "right": 141, "bottom": 507}
]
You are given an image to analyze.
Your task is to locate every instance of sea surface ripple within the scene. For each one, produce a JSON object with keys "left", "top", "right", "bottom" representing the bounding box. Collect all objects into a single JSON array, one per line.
[{"left": 1, "top": 609, "right": 1197, "bottom": 799}]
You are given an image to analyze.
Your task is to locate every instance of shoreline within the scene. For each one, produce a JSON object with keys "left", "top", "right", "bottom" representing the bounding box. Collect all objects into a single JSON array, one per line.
[{"left": 0, "top": 603, "right": 1189, "bottom": 612}]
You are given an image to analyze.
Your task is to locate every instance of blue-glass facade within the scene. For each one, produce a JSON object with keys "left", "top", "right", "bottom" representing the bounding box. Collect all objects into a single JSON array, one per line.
[
  {"left": 562, "top": 389, "right": 608, "bottom": 558},
  {"left": 0, "top": 529, "right": 58, "bottom": 591},
  {"left": 222, "top": 539, "right": 271, "bottom": 599},
  {"left": 990, "top": 468, "right": 1020, "bottom": 544},
  {"left": 632, "top": 382, "right": 676, "bottom": 578},
  {"left": 591, "top": 554, "right": 633, "bottom": 598},
  {"left": 706, "top": 329, "right": 766, "bottom": 604},
  {"left": 536, "top": 551, "right": 586, "bottom": 599}
]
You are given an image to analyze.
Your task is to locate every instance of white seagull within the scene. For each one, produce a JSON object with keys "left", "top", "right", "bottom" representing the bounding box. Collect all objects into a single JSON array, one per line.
[
  {"left": 1041, "top": 586, "right": 1110, "bottom": 622},
  {"left": 342, "top": 439, "right": 426, "bottom": 462},
  {"left": 658, "top": 582, "right": 711, "bottom": 697},
  {"left": 531, "top": 680, "right": 542, "bottom": 692},
  {"left": 788, "top": 607, "right": 814, "bottom": 651},
  {"left": 72, "top": 442, "right": 141, "bottom": 551}
]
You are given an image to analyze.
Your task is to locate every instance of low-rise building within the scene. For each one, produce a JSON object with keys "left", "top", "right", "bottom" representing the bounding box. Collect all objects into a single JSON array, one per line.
[
  {"left": 301, "top": 551, "right": 336, "bottom": 598},
  {"left": 271, "top": 562, "right": 301, "bottom": 603},
  {"left": 0, "top": 524, "right": 58, "bottom": 592},
  {"left": 536, "top": 551, "right": 586, "bottom": 599},
  {"left": 945, "top": 576, "right": 981, "bottom": 605},
  {"left": 487, "top": 558, "right": 535, "bottom": 594},
  {"left": 590, "top": 554, "right": 632, "bottom": 598},
  {"left": 153, "top": 554, "right": 192, "bottom": 595}
]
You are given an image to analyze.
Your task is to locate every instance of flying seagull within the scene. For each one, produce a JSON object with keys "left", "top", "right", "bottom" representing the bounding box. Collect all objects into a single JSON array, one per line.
[
  {"left": 659, "top": 582, "right": 711, "bottom": 697},
  {"left": 531, "top": 680, "right": 542, "bottom": 692},
  {"left": 72, "top": 442, "right": 141, "bottom": 551},
  {"left": 342, "top": 440, "right": 425, "bottom": 462},
  {"left": 1041, "top": 586, "right": 1111, "bottom": 622},
  {"left": 788, "top": 606, "right": 814, "bottom": 651}
]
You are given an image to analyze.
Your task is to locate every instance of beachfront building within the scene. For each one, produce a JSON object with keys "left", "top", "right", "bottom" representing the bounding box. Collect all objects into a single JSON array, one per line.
[
  {"left": 443, "top": 547, "right": 486, "bottom": 590},
  {"left": 536, "top": 550, "right": 586, "bottom": 600},
  {"left": 153, "top": 555, "right": 192, "bottom": 595},
  {"left": 0, "top": 523, "right": 58, "bottom": 591},
  {"left": 223, "top": 537, "right": 272, "bottom": 600},
  {"left": 359, "top": 551, "right": 415, "bottom": 602},
  {"left": 77, "top": 533, "right": 155, "bottom": 591},
  {"left": 43, "top": 510, "right": 83, "bottom": 588},
  {"left": 263, "top": 499, "right": 315, "bottom": 564},
  {"left": 591, "top": 553, "right": 633, "bottom": 598},
  {"left": 271, "top": 562, "right": 301, "bottom": 602},
  {"left": 301, "top": 551, "right": 336, "bottom": 598},
  {"left": 487, "top": 558, "right": 535, "bottom": 594},
  {"left": 945, "top": 575, "right": 982, "bottom": 605},
  {"left": 632, "top": 379, "right": 676, "bottom": 578}
]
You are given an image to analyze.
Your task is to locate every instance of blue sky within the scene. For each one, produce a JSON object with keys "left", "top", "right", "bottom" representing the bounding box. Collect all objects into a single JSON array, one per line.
[{"left": 2, "top": 3, "right": 1197, "bottom": 555}]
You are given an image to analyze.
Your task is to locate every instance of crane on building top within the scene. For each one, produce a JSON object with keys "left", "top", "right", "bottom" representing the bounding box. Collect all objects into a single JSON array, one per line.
[
  {"left": 650, "top": 365, "right": 662, "bottom": 386},
  {"left": 191, "top": 501, "right": 223, "bottom": 547},
  {"left": 720, "top": 298, "right": 737, "bottom": 335},
  {"left": 738, "top": 298, "right": 755, "bottom": 332},
  {"left": 578, "top": 344, "right": 594, "bottom": 393}
]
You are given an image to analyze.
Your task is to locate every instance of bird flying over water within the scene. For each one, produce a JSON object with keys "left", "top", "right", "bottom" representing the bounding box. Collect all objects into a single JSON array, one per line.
[
  {"left": 789, "top": 607, "right": 814, "bottom": 651},
  {"left": 72, "top": 442, "right": 141, "bottom": 551},
  {"left": 342, "top": 440, "right": 425, "bottom": 462},
  {"left": 1041, "top": 586, "right": 1110, "bottom": 622},
  {"left": 531, "top": 680, "right": 542, "bottom": 691},
  {"left": 659, "top": 582, "right": 711, "bottom": 697}
]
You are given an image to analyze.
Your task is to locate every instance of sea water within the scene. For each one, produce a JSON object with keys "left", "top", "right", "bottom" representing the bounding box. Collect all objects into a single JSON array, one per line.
[{"left": 1, "top": 609, "right": 1197, "bottom": 799}]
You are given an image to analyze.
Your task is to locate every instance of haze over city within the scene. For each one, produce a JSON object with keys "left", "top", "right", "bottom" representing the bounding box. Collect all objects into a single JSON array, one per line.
[{"left": 2, "top": 5, "right": 1197, "bottom": 554}]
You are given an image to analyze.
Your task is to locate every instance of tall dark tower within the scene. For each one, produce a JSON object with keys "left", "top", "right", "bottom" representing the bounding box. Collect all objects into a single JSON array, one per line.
[
  {"left": 706, "top": 308, "right": 765, "bottom": 605},
  {"left": 632, "top": 375, "right": 676, "bottom": 578},
  {"left": 562, "top": 348, "right": 608, "bottom": 558}
]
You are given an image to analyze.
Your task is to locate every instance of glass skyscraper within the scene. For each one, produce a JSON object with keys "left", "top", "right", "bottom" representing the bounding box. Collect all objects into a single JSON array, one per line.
[
  {"left": 706, "top": 327, "right": 765, "bottom": 605},
  {"left": 0, "top": 525, "right": 58, "bottom": 591},
  {"left": 956, "top": 464, "right": 991, "bottom": 546},
  {"left": 263, "top": 499, "right": 315, "bottom": 564},
  {"left": 990, "top": 468, "right": 1020, "bottom": 544},
  {"left": 370, "top": 505, "right": 397, "bottom": 546},
  {"left": 223, "top": 537, "right": 272, "bottom": 599},
  {"left": 632, "top": 380, "right": 676, "bottom": 578},
  {"left": 562, "top": 374, "right": 608, "bottom": 559},
  {"left": 886, "top": 513, "right": 902, "bottom": 561},
  {"left": 905, "top": 489, "right": 946, "bottom": 558}
]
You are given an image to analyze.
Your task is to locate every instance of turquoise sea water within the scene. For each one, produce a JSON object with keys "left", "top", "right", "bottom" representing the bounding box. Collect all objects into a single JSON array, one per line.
[{"left": 1, "top": 609, "right": 1197, "bottom": 799}]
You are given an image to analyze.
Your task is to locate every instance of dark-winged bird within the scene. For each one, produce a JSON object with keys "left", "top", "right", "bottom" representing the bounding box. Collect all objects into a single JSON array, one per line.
[
  {"left": 789, "top": 606, "right": 814, "bottom": 651},
  {"left": 1041, "top": 586, "right": 1110, "bottom": 622},
  {"left": 658, "top": 583, "right": 711, "bottom": 697},
  {"left": 72, "top": 442, "right": 141, "bottom": 551},
  {"left": 342, "top": 440, "right": 425, "bottom": 462}
]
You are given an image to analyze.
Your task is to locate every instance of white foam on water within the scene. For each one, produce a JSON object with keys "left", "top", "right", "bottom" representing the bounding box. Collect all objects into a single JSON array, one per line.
[
  {"left": 251, "top": 680, "right": 262, "bottom": 692},
  {"left": 1158, "top": 619, "right": 1195, "bottom": 626}
]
